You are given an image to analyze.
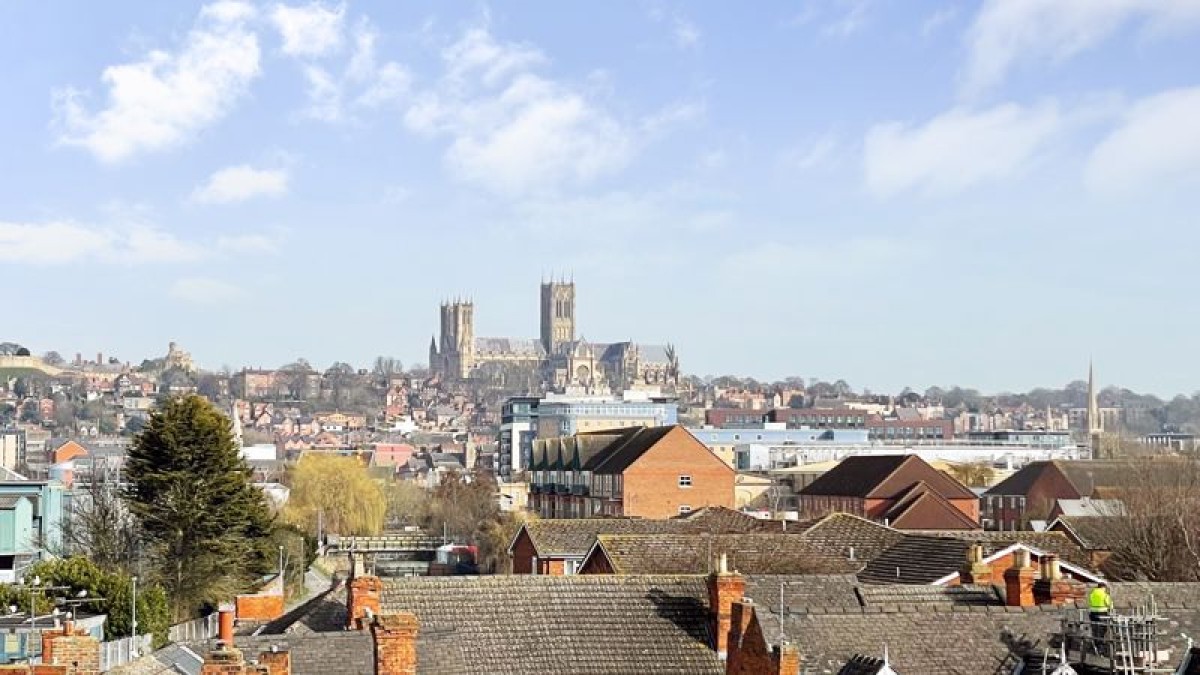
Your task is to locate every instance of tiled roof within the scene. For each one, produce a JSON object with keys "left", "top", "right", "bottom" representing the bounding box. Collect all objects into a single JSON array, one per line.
[
  {"left": 675, "top": 505, "right": 785, "bottom": 533},
  {"left": 765, "top": 601, "right": 1200, "bottom": 675},
  {"left": 378, "top": 575, "right": 723, "bottom": 674},
  {"left": 591, "top": 533, "right": 864, "bottom": 575},
  {"left": 855, "top": 584, "right": 1002, "bottom": 607},
  {"left": 184, "top": 632, "right": 375, "bottom": 675},
  {"left": 1050, "top": 515, "right": 1129, "bottom": 554},
  {"left": 743, "top": 574, "right": 862, "bottom": 612},
  {"left": 517, "top": 511, "right": 772, "bottom": 558},
  {"left": 796, "top": 513, "right": 906, "bottom": 564},
  {"left": 799, "top": 455, "right": 911, "bottom": 497},
  {"left": 882, "top": 483, "right": 980, "bottom": 530}
]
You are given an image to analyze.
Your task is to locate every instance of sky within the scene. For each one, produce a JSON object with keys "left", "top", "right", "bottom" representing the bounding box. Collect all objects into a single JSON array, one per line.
[{"left": 2, "top": 1, "right": 1199, "bottom": 396}]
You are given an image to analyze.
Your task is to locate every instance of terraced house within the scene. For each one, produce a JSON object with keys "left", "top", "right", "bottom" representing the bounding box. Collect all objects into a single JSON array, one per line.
[{"left": 528, "top": 425, "right": 734, "bottom": 519}]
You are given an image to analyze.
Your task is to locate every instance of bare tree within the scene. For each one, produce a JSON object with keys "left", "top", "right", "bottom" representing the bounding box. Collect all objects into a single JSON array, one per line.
[
  {"left": 59, "top": 471, "right": 140, "bottom": 575},
  {"left": 1100, "top": 458, "right": 1200, "bottom": 581}
]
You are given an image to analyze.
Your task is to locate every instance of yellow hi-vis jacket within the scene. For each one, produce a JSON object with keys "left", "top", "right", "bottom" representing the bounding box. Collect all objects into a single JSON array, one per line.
[{"left": 1089, "top": 586, "right": 1113, "bottom": 613}]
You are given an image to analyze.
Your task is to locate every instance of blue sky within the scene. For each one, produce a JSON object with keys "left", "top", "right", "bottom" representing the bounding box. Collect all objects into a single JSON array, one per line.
[{"left": 3, "top": 1, "right": 1199, "bottom": 395}]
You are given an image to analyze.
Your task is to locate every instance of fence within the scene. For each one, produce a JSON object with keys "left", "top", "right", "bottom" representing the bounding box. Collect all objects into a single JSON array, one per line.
[
  {"left": 98, "top": 634, "right": 153, "bottom": 672},
  {"left": 167, "top": 613, "right": 218, "bottom": 643}
]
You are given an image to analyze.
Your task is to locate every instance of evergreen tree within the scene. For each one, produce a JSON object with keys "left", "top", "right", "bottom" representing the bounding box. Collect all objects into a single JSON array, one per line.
[{"left": 123, "top": 394, "right": 273, "bottom": 620}]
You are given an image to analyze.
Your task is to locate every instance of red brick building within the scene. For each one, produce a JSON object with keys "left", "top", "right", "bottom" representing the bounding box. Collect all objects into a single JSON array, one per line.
[
  {"left": 529, "top": 425, "right": 735, "bottom": 519},
  {"left": 797, "top": 454, "right": 980, "bottom": 529}
]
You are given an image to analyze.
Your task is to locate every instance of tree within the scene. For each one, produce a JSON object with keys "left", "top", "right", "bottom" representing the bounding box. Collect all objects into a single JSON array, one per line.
[
  {"left": 383, "top": 480, "right": 429, "bottom": 529},
  {"left": 282, "top": 454, "right": 385, "bottom": 536},
  {"left": 1097, "top": 459, "right": 1200, "bottom": 581},
  {"left": 425, "top": 470, "right": 500, "bottom": 543},
  {"left": 123, "top": 395, "right": 273, "bottom": 620},
  {"left": 28, "top": 557, "right": 170, "bottom": 645},
  {"left": 324, "top": 362, "right": 357, "bottom": 408},
  {"left": 42, "top": 351, "right": 64, "bottom": 366},
  {"left": 943, "top": 462, "right": 994, "bottom": 488},
  {"left": 19, "top": 400, "right": 41, "bottom": 424},
  {"left": 59, "top": 474, "right": 139, "bottom": 574}
]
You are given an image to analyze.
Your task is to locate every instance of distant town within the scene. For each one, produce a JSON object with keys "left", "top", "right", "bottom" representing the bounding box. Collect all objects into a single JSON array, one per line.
[{"left": 5, "top": 288, "right": 1200, "bottom": 674}]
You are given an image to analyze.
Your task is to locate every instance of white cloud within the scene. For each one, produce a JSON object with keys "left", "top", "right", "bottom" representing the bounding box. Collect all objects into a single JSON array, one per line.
[
  {"left": 170, "top": 277, "right": 245, "bottom": 304},
  {"left": 216, "top": 231, "right": 284, "bottom": 254},
  {"left": 921, "top": 6, "right": 957, "bottom": 37},
  {"left": 672, "top": 17, "right": 702, "bottom": 49},
  {"left": 191, "top": 165, "right": 289, "bottom": 204},
  {"left": 823, "top": 0, "right": 873, "bottom": 37},
  {"left": 962, "top": 0, "right": 1200, "bottom": 97},
  {"left": 270, "top": 2, "right": 345, "bottom": 58},
  {"left": 0, "top": 221, "right": 204, "bottom": 265},
  {"left": 1086, "top": 87, "right": 1200, "bottom": 193},
  {"left": 53, "top": 1, "right": 260, "bottom": 162},
  {"left": 864, "top": 103, "right": 1061, "bottom": 197},
  {"left": 404, "top": 27, "right": 631, "bottom": 196},
  {"left": 299, "top": 19, "right": 411, "bottom": 122},
  {"left": 784, "top": 134, "right": 838, "bottom": 171}
]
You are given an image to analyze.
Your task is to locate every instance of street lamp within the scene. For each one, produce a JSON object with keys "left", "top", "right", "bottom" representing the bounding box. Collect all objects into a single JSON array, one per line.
[{"left": 131, "top": 576, "right": 138, "bottom": 639}]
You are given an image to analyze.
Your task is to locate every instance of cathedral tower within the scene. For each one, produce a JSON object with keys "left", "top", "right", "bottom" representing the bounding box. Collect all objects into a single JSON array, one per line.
[
  {"left": 438, "top": 300, "right": 475, "bottom": 379},
  {"left": 540, "top": 280, "right": 576, "bottom": 355}
]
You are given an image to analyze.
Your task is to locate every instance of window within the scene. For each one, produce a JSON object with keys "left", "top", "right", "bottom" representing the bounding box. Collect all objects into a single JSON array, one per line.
[
  {"left": 678, "top": 475, "right": 693, "bottom": 488},
  {"left": 531, "top": 556, "right": 539, "bottom": 575},
  {"left": 678, "top": 505, "right": 692, "bottom": 514},
  {"left": 564, "top": 559, "right": 579, "bottom": 575}
]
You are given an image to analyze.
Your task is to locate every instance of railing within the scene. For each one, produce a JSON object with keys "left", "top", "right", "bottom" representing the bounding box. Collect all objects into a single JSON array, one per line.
[
  {"left": 98, "top": 634, "right": 153, "bottom": 671},
  {"left": 168, "top": 613, "right": 217, "bottom": 643}
]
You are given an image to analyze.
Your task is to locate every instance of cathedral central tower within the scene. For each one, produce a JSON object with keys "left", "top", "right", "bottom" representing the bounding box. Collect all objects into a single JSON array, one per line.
[{"left": 540, "top": 280, "right": 575, "bottom": 355}]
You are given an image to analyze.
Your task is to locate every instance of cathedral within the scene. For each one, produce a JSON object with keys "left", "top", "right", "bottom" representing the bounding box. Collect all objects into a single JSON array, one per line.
[{"left": 428, "top": 281, "right": 679, "bottom": 392}]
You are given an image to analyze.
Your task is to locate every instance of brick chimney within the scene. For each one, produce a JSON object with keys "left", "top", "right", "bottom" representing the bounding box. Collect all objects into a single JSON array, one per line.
[
  {"left": 1033, "top": 554, "right": 1088, "bottom": 606},
  {"left": 41, "top": 618, "right": 101, "bottom": 675},
  {"left": 708, "top": 553, "right": 746, "bottom": 662},
  {"left": 959, "top": 543, "right": 993, "bottom": 585},
  {"left": 256, "top": 647, "right": 291, "bottom": 675},
  {"left": 347, "top": 574, "right": 383, "bottom": 630},
  {"left": 1004, "top": 548, "right": 1036, "bottom": 607},
  {"left": 371, "top": 614, "right": 419, "bottom": 675}
]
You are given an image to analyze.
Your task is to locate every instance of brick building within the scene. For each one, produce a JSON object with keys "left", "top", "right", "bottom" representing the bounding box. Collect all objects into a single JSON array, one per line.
[
  {"left": 980, "top": 459, "right": 1177, "bottom": 530},
  {"left": 528, "top": 425, "right": 735, "bottom": 519},
  {"left": 796, "top": 454, "right": 980, "bottom": 529}
]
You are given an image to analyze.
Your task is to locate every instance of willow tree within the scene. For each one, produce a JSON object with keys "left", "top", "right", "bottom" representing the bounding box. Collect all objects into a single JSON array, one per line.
[
  {"left": 283, "top": 454, "right": 386, "bottom": 536},
  {"left": 123, "top": 394, "right": 273, "bottom": 620}
]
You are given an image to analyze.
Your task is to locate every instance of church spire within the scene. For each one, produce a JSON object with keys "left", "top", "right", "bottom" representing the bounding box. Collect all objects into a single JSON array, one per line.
[{"left": 1087, "top": 360, "right": 1100, "bottom": 435}]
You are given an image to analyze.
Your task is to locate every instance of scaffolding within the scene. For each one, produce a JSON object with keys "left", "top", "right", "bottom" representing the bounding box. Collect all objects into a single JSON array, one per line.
[{"left": 1037, "top": 598, "right": 1178, "bottom": 674}]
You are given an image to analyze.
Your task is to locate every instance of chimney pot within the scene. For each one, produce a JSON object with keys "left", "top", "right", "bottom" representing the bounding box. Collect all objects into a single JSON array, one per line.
[{"left": 218, "top": 607, "right": 236, "bottom": 646}]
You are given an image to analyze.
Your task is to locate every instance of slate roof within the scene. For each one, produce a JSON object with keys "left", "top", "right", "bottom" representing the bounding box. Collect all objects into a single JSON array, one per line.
[
  {"left": 589, "top": 426, "right": 679, "bottom": 474},
  {"left": 473, "top": 337, "right": 546, "bottom": 357},
  {"left": 857, "top": 532, "right": 1093, "bottom": 585},
  {"left": 377, "top": 575, "right": 723, "bottom": 674},
  {"left": 904, "top": 530, "right": 1091, "bottom": 568},
  {"left": 590, "top": 533, "right": 864, "bottom": 575}
]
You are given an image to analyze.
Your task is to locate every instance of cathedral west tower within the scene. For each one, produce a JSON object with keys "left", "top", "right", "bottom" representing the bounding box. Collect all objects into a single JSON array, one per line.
[{"left": 540, "top": 280, "right": 575, "bottom": 355}]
